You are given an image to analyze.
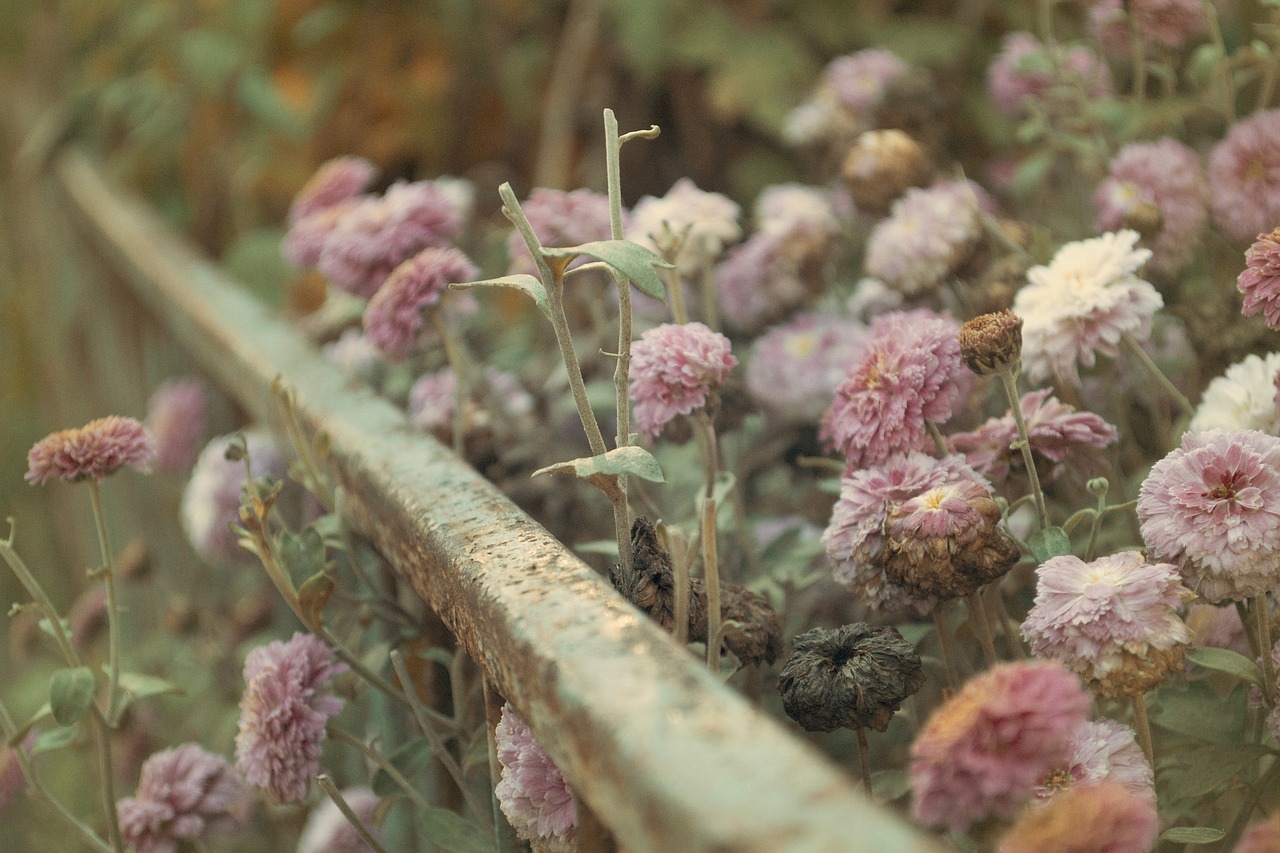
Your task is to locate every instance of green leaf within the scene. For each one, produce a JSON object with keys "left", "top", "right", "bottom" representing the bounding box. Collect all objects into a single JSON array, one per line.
[
  {"left": 372, "top": 739, "right": 433, "bottom": 797},
  {"left": 32, "top": 726, "right": 80, "bottom": 755},
  {"left": 533, "top": 446, "right": 665, "bottom": 484},
  {"left": 118, "top": 672, "right": 184, "bottom": 701},
  {"left": 574, "top": 540, "right": 621, "bottom": 557},
  {"left": 236, "top": 68, "right": 305, "bottom": 136},
  {"left": 420, "top": 807, "right": 493, "bottom": 853},
  {"left": 1186, "top": 647, "right": 1265, "bottom": 687},
  {"left": 1028, "top": 526, "right": 1071, "bottom": 563},
  {"left": 542, "top": 240, "right": 672, "bottom": 301},
  {"left": 871, "top": 768, "right": 910, "bottom": 802},
  {"left": 1151, "top": 682, "right": 1245, "bottom": 744},
  {"left": 9, "top": 703, "right": 51, "bottom": 747},
  {"left": 299, "top": 571, "right": 336, "bottom": 627},
  {"left": 1160, "top": 827, "right": 1225, "bottom": 844},
  {"left": 450, "top": 275, "right": 550, "bottom": 320},
  {"left": 49, "top": 667, "right": 96, "bottom": 726},
  {"left": 1162, "top": 744, "right": 1268, "bottom": 800}
]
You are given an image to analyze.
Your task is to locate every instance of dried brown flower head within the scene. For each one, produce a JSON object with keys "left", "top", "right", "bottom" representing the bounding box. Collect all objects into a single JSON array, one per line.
[
  {"left": 777, "top": 623, "right": 924, "bottom": 733},
  {"left": 841, "top": 129, "right": 933, "bottom": 214},
  {"left": 959, "top": 310, "right": 1023, "bottom": 377}
]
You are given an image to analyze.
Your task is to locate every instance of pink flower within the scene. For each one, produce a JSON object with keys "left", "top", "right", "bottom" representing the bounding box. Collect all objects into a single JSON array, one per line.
[
  {"left": 296, "top": 786, "right": 380, "bottom": 853},
  {"left": 987, "top": 33, "right": 1112, "bottom": 116},
  {"left": 362, "top": 248, "right": 477, "bottom": 360},
  {"left": 1186, "top": 603, "right": 1251, "bottom": 658},
  {"left": 1022, "top": 552, "right": 1192, "bottom": 698},
  {"left": 234, "top": 633, "right": 348, "bottom": 804},
  {"left": 283, "top": 200, "right": 366, "bottom": 269},
  {"left": 505, "top": 188, "right": 616, "bottom": 276},
  {"left": 823, "top": 48, "right": 910, "bottom": 112},
  {"left": 1131, "top": 0, "right": 1207, "bottom": 49},
  {"left": 1036, "top": 719, "right": 1154, "bottom": 802},
  {"left": 495, "top": 704, "right": 576, "bottom": 852},
  {"left": 948, "top": 389, "right": 1118, "bottom": 481},
  {"left": 0, "top": 733, "right": 33, "bottom": 814},
  {"left": 1209, "top": 110, "right": 1280, "bottom": 243},
  {"left": 317, "top": 180, "right": 466, "bottom": 298},
  {"left": 181, "top": 431, "right": 285, "bottom": 563},
  {"left": 1088, "top": 0, "right": 1130, "bottom": 54},
  {"left": 1138, "top": 429, "right": 1280, "bottom": 603},
  {"left": 819, "top": 309, "right": 968, "bottom": 468},
  {"left": 753, "top": 183, "right": 842, "bottom": 241},
  {"left": 629, "top": 322, "right": 737, "bottom": 437},
  {"left": 1237, "top": 814, "right": 1280, "bottom": 853},
  {"left": 1239, "top": 228, "right": 1280, "bottom": 330},
  {"left": 117, "top": 743, "right": 247, "bottom": 853},
  {"left": 1096, "top": 138, "right": 1209, "bottom": 276},
  {"left": 864, "top": 183, "right": 984, "bottom": 296},
  {"left": 409, "top": 366, "right": 534, "bottom": 434},
  {"left": 716, "top": 233, "right": 811, "bottom": 333},
  {"left": 910, "top": 660, "right": 1092, "bottom": 832},
  {"left": 822, "top": 451, "right": 982, "bottom": 610},
  {"left": 26, "top": 416, "right": 154, "bottom": 484},
  {"left": 289, "top": 157, "right": 379, "bottom": 225},
  {"left": 745, "top": 313, "right": 865, "bottom": 422},
  {"left": 998, "top": 781, "right": 1158, "bottom": 853},
  {"left": 145, "top": 380, "right": 209, "bottom": 472}
]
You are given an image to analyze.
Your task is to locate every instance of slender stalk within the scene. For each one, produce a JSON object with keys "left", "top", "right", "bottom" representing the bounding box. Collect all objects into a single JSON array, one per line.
[
  {"left": 694, "top": 412, "right": 722, "bottom": 673},
  {"left": 662, "top": 264, "right": 689, "bottom": 324},
  {"left": 996, "top": 367, "right": 1049, "bottom": 531},
  {"left": 925, "top": 420, "right": 949, "bottom": 458},
  {"left": 933, "top": 606, "right": 961, "bottom": 690},
  {"left": 1202, "top": 0, "right": 1237, "bottom": 122},
  {"left": 698, "top": 265, "right": 720, "bottom": 331},
  {"left": 434, "top": 311, "right": 470, "bottom": 460},
  {"left": 316, "top": 774, "right": 390, "bottom": 853},
  {"left": 481, "top": 678, "right": 522, "bottom": 852},
  {"left": 1256, "top": 594, "right": 1277, "bottom": 708},
  {"left": 670, "top": 527, "right": 691, "bottom": 646},
  {"left": 86, "top": 482, "right": 122, "bottom": 724},
  {"left": 991, "top": 585, "right": 1027, "bottom": 660},
  {"left": 0, "top": 523, "right": 78, "bottom": 665},
  {"left": 1129, "top": 24, "right": 1147, "bottom": 106},
  {"left": 1223, "top": 757, "right": 1280, "bottom": 850},
  {"left": 855, "top": 728, "right": 873, "bottom": 795},
  {"left": 967, "top": 591, "right": 999, "bottom": 668},
  {"left": 1121, "top": 334, "right": 1194, "bottom": 421},
  {"left": 90, "top": 706, "right": 124, "bottom": 852},
  {"left": 328, "top": 725, "right": 431, "bottom": 810},
  {"left": 1131, "top": 693, "right": 1155, "bottom": 767}
]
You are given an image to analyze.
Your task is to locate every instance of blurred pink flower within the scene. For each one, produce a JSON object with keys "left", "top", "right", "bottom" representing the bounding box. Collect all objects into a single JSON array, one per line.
[
  {"left": 1239, "top": 228, "right": 1280, "bottom": 330},
  {"left": 1185, "top": 603, "right": 1251, "bottom": 659},
  {"left": 910, "top": 660, "right": 1091, "bottom": 831},
  {"left": 998, "top": 781, "right": 1158, "bottom": 853},
  {"left": 296, "top": 786, "right": 380, "bottom": 853},
  {"left": 824, "top": 48, "right": 910, "bottom": 111},
  {"left": 1138, "top": 429, "right": 1280, "bottom": 603},
  {"left": 629, "top": 322, "right": 737, "bottom": 437},
  {"left": 145, "top": 379, "right": 209, "bottom": 472},
  {"left": 754, "top": 183, "right": 842, "bottom": 240},
  {"left": 864, "top": 183, "right": 984, "bottom": 296},
  {"left": 0, "top": 733, "right": 33, "bottom": 814},
  {"left": 987, "top": 33, "right": 1112, "bottom": 116},
  {"left": 283, "top": 200, "right": 366, "bottom": 269},
  {"left": 1237, "top": 814, "right": 1280, "bottom": 853},
  {"left": 1209, "top": 110, "right": 1280, "bottom": 243},
  {"left": 627, "top": 178, "right": 741, "bottom": 275},
  {"left": 117, "top": 743, "right": 247, "bottom": 853},
  {"left": 1088, "top": 0, "right": 1130, "bottom": 54},
  {"left": 495, "top": 704, "right": 576, "bottom": 852},
  {"left": 181, "top": 431, "right": 284, "bottom": 563},
  {"left": 234, "top": 633, "right": 348, "bottom": 804},
  {"left": 1131, "top": 0, "right": 1206, "bottom": 49},
  {"left": 716, "top": 233, "right": 810, "bottom": 333},
  {"left": 745, "top": 313, "right": 865, "bottom": 422},
  {"left": 819, "top": 309, "right": 968, "bottom": 468},
  {"left": 362, "top": 248, "right": 478, "bottom": 361},
  {"left": 505, "top": 188, "right": 616, "bottom": 276},
  {"left": 1096, "top": 138, "right": 1209, "bottom": 276},
  {"left": 26, "top": 416, "right": 154, "bottom": 485},
  {"left": 409, "top": 366, "right": 534, "bottom": 434},
  {"left": 289, "top": 157, "right": 379, "bottom": 225},
  {"left": 1036, "top": 719, "right": 1153, "bottom": 802}
]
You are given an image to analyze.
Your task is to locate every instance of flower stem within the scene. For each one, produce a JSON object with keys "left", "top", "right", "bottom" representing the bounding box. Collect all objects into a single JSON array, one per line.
[
  {"left": 1256, "top": 594, "right": 1277, "bottom": 708},
  {"left": 87, "top": 481, "right": 122, "bottom": 725},
  {"left": 90, "top": 706, "right": 125, "bottom": 852},
  {"left": 433, "top": 311, "right": 471, "bottom": 460},
  {"left": 1131, "top": 692, "right": 1154, "bottom": 767},
  {"left": 663, "top": 264, "right": 689, "bottom": 325},
  {"left": 1129, "top": 24, "right": 1147, "bottom": 106},
  {"left": 694, "top": 412, "right": 722, "bottom": 674},
  {"left": 0, "top": 520, "right": 78, "bottom": 665},
  {"left": 328, "top": 725, "right": 432, "bottom": 810},
  {"left": 967, "top": 591, "right": 999, "bottom": 668},
  {"left": 925, "top": 420, "right": 948, "bottom": 458},
  {"left": 932, "top": 606, "right": 961, "bottom": 690},
  {"left": 698, "top": 265, "right": 720, "bottom": 332},
  {"left": 1121, "top": 333, "right": 1194, "bottom": 421},
  {"left": 1202, "top": 0, "right": 1237, "bottom": 122},
  {"left": 1223, "top": 756, "right": 1280, "bottom": 850},
  {"left": 481, "top": 677, "right": 522, "bottom": 852},
  {"left": 316, "top": 774, "right": 390, "bottom": 853},
  {"left": 996, "top": 367, "right": 1049, "bottom": 531},
  {"left": 991, "top": 585, "right": 1027, "bottom": 660},
  {"left": 855, "top": 728, "right": 873, "bottom": 795}
]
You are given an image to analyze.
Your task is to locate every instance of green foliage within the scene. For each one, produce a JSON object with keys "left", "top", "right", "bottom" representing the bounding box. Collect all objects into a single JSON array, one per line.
[
  {"left": 48, "top": 667, "right": 95, "bottom": 727},
  {"left": 420, "top": 807, "right": 493, "bottom": 853}
]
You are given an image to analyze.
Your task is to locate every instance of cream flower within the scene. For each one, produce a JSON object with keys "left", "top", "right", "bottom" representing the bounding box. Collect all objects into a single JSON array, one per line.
[{"left": 1189, "top": 352, "right": 1280, "bottom": 434}]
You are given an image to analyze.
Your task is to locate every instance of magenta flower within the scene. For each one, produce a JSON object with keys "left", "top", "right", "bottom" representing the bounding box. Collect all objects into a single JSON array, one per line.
[
  {"left": 864, "top": 183, "right": 984, "bottom": 296},
  {"left": 1209, "top": 110, "right": 1280, "bottom": 243},
  {"left": 1239, "top": 228, "right": 1280, "bottom": 330},
  {"left": 1138, "top": 429, "right": 1280, "bottom": 603},
  {"left": 629, "top": 322, "right": 737, "bottom": 437},
  {"left": 289, "top": 157, "right": 379, "bottom": 225},
  {"left": 819, "top": 309, "right": 968, "bottom": 468},
  {"left": 998, "top": 781, "right": 1158, "bottom": 853},
  {"left": 495, "top": 704, "right": 576, "bottom": 852},
  {"left": 145, "top": 379, "right": 209, "bottom": 472},
  {"left": 1238, "top": 815, "right": 1280, "bottom": 853},
  {"left": 296, "top": 786, "right": 380, "bottom": 853},
  {"left": 505, "top": 188, "right": 615, "bottom": 276},
  {"left": 362, "top": 247, "right": 477, "bottom": 360},
  {"left": 1096, "top": 138, "right": 1208, "bottom": 276},
  {"left": 234, "top": 633, "right": 348, "bottom": 804},
  {"left": 910, "top": 660, "right": 1092, "bottom": 832},
  {"left": 283, "top": 201, "right": 366, "bottom": 270},
  {"left": 26, "top": 416, "right": 154, "bottom": 485},
  {"left": 1131, "top": 0, "right": 1207, "bottom": 49},
  {"left": 987, "top": 33, "right": 1112, "bottom": 116},
  {"left": 1036, "top": 719, "right": 1154, "bottom": 803},
  {"left": 1022, "top": 552, "right": 1192, "bottom": 698},
  {"left": 117, "top": 743, "right": 247, "bottom": 853},
  {"left": 745, "top": 313, "right": 865, "bottom": 422},
  {"left": 181, "top": 431, "right": 285, "bottom": 563}
]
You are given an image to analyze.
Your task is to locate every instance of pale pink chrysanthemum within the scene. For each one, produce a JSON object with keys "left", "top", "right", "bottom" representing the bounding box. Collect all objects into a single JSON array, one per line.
[
  {"left": 1096, "top": 138, "right": 1209, "bottom": 276},
  {"left": 1012, "top": 230, "right": 1162, "bottom": 386},
  {"left": 117, "top": 743, "right": 248, "bottom": 853},
  {"left": 864, "top": 183, "right": 984, "bottom": 296},
  {"left": 1138, "top": 429, "right": 1280, "bottom": 603},
  {"left": 626, "top": 178, "right": 742, "bottom": 276},
  {"left": 362, "top": 248, "right": 478, "bottom": 360},
  {"left": 823, "top": 48, "right": 910, "bottom": 112},
  {"left": 745, "top": 313, "right": 865, "bottom": 422},
  {"left": 819, "top": 309, "right": 968, "bottom": 468},
  {"left": 1189, "top": 352, "right": 1280, "bottom": 434},
  {"left": 495, "top": 704, "right": 577, "bottom": 853},
  {"left": 998, "top": 781, "right": 1158, "bottom": 853},
  {"left": 987, "top": 33, "right": 1113, "bottom": 116},
  {"left": 1131, "top": 0, "right": 1207, "bottom": 49},
  {"left": 1022, "top": 552, "right": 1192, "bottom": 698},
  {"left": 289, "top": 157, "right": 379, "bottom": 226},
  {"left": 822, "top": 451, "right": 982, "bottom": 611},
  {"left": 317, "top": 180, "right": 466, "bottom": 298},
  {"left": 1208, "top": 110, "right": 1280, "bottom": 243},
  {"left": 505, "top": 188, "right": 616, "bottom": 276},
  {"left": 948, "top": 389, "right": 1118, "bottom": 481},
  {"left": 181, "top": 430, "right": 285, "bottom": 563},
  {"left": 629, "top": 322, "right": 737, "bottom": 437},
  {"left": 1239, "top": 228, "right": 1280, "bottom": 330},
  {"left": 323, "top": 329, "right": 383, "bottom": 383},
  {"left": 715, "top": 233, "right": 810, "bottom": 334},
  {"left": 409, "top": 366, "right": 534, "bottom": 434},
  {"left": 145, "top": 379, "right": 209, "bottom": 472},
  {"left": 234, "top": 632, "right": 347, "bottom": 804},
  {"left": 26, "top": 416, "right": 154, "bottom": 485},
  {"left": 296, "top": 786, "right": 380, "bottom": 853},
  {"left": 283, "top": 200, "right": 368, "bottom": 270},
  {"left": 753, "top": 183, "right": 842, "bottom": 242},
  {"left": 1035, "top": 719, "right": 1154, "bottom": 803},
  {"left": 1237, "top": 814, "right": 1280, "bottom": 853},
  {"left": 1185, "top": 603, "right": 1252, "bottom": 659},
  {"left": 910, "top": 660, "right": 1092, "bottom": 832},
  {"left": 844, "top": 276, "right": 905, "bottom": 323}
]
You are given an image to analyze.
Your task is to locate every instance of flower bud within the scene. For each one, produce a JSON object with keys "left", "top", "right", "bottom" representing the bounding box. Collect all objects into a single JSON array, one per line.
[
  {"left": 841, "top": 129, "right": 933, "bottom": 213},
  {"left": 959, "top": 309, "right": 1023, "bottom": 376}
]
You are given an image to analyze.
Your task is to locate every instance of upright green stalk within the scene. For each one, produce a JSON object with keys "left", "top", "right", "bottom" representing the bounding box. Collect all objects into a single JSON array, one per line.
[
  {"left": 86, "top": 481, "right": 122, "bottom": 724},
  {"left": 694, "top": 411, "right": 723, "bottom": 673},
  {"left": 995, "top": 367, "right": 1049, "bottom": 531}
]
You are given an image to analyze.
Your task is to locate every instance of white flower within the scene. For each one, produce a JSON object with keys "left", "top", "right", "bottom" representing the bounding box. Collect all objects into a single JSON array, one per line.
[
  {"left": 754, "top": 184, "right": 841, "bottom": 240},
  {"left": 627, "top": 178, "right": 742, "bottom": 275},
  {"left": 1013, "top": 230, "right": 1163, "bottom": 385},
  {"left": 864, "top": 183, "right": 983, "bottom": 296},
  {"left": 1189, "top": 352, "right": 1280, "bottom": 434}
]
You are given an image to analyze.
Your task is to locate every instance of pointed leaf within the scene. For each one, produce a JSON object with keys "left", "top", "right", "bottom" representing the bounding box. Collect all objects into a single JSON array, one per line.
[
  {"left": 49, "top": 667, "right": 96, "bottom": 726},
  {"left": 118, "top": 672, "right": 184, "bottom": 701},
  {"left": 1160, "top": 827, "right": 1225, "bottom": 844},
  {"left": 1028, "top": 526, "right": 1071, "bottom": 563},
  {"left": 450, "top": 275, "right": 551, "bottom": 320},
  {"left": 420, "top": 807, "right": 493, "bottom": 853},
  {"left": 1186, "top": 647, "right": 1265, "bottom": 687},
  {"left": 32, "top": 726, "right": 81, "bottom": 755},
  {"left": 532, "top": 446, "right": 665, "bottom": 483},
  {"left": 543, "top": 240, "right": 672, "bottom": 301}
]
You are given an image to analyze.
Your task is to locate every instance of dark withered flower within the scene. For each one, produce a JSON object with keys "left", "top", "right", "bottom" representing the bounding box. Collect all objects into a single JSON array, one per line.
[
  {"left": 777, "top": 623, "right": 924, "bottom": 733},
  {"left": 719, "top": 583, "right": 783, "bottom": 667},
  {"left": 959, "top": 310, "right": 1023, "bottom": 377}
]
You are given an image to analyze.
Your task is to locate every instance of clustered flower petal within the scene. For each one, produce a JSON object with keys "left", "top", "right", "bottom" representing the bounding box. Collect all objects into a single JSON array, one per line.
[
  {"left": 1096, "top": 138, "right": 1209, "bottom": 276},
  {"left": 234, "top": 632, "right": 348, "bottom": 804},
  {"left": 1185, "top": 603, "right": 1251, "bottom": 659},
  {"left": 296, "top": 786, "right": 381, "bottom": 853},
  {"left": 1022, "top": 552, "right": 1192, "bottom": 698},
  {"left": 864, "top": 183, "right": 984, "bottom": 296},
  {"left": 409, "top": 366, "right": 534, "bottom": 435},
  {"left": 819, "top": 309, "right": 968, "bottom": 468},
  {"left": 117, "top": 743, "right": 247, "bottom": 853},
  {"left": 495, "top": 704, "right": 577, "bottom": 852},
  {"left": 505, "top": 188, "right": 616, "bottom": 276},
  {"left": 288, "top": 157, "right": 378, "bottom": 225},
  {"left": 1012, "top": 230, "right": 1162, "bottom": 385},
  {"left": 716, "top": 233, "right": 814, "bottom": 333},
  {"left": 1090, "top": 0, "right": 1206, "bottom": 52},
  {"left": 910, "top": 660, "right": 1092, "bottom": 832},
  {"left": 1138, "top": 429, "right": 1280, "bottom": 603},
  {"left": 627, "top": 178, "right": 742, "bottom": 275},
  {"left": 1189, "top": 352, "right": 1280, "bottom": 434},
  {"left": 182, "top": 431, "right": 284, "bottom": 563},
  {"left": 824, "top": 48, "right": 911, "bottom": 112},
  {"left": 998, "top": 780, "right": 1159, "bottom": 853},
  {"left": 145, "top": 380, "right": 209, "bottom": 472},
  {"left": 362, "top": 247, "right": 478, "bottom": 360},
  {"left": 1238, "top": 229, "right": 1280, "bottom": 331},
  {"left": 745, "top": 313, "right": 865, "bottom": 422},
  {"left": 26, "top": 416, "right": 154, "bottom": 485},
  {"left": 1208, "top": 109, "right": 1280, "bottom": 243},
  {"left": 987, "top": 33, "right": 1112, "bottom": 116},
  {"left": 1035, "top": 719, "right": 1154, "bottom": 803},
  {"left": 629, "top": 322, "right": 738, "bottom": 437}
]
